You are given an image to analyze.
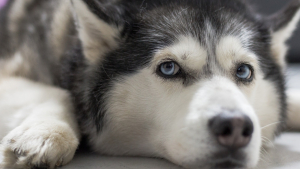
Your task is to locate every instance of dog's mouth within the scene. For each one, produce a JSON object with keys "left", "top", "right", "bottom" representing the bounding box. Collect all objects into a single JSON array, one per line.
[
  {"left": 212, "top": 157, "right": 245, "bottom": 169},
  {"left": 209, "top": 151, "right": 247, "bottom": 169},
  {"left": 183, "top": 156, "right": 246, "bottom": 169}
]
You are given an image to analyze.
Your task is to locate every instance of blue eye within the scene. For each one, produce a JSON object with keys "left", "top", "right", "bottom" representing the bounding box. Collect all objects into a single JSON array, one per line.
[
  {"left": 236, "top": 64, "right": 252, "bottom": 80},
  {"left": 159, "top": 61, "right": 180, "bottom": 76}
]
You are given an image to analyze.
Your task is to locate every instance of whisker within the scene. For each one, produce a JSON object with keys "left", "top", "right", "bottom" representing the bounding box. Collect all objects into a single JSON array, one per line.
[
  {"left": 261, "top": 136, "right": 275, "bottom": 147},
  {"left": 261, "top": 121, "right": 284, "bottom": 130}
]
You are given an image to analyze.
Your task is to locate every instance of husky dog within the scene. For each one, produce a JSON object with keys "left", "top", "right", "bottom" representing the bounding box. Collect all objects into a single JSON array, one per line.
[{"left": 0, "top": 0, "right": 300, "bottom": 168}]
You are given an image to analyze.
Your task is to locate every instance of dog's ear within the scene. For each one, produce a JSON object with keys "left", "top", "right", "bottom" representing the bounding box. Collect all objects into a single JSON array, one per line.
[
  {"left": 267, "top": 0, "right": 300, "bottom": 68},
  {"left": 71, "top": 0, "right": 130, "bottom": 63}
]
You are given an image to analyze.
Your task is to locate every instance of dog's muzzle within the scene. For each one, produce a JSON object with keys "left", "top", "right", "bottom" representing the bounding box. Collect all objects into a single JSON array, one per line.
[
  {"left": 208, "top": 110, "right": 254, "bottom": 168},
  {"left": 209, "top": 111, "right": 254, "bottom": 150},
  {"left": 164, "top": 77, "right": 261, "bottom": 169}
]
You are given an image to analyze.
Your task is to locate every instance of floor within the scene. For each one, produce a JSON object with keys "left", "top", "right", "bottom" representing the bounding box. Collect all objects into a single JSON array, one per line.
[{"left": 63, "top": 64, "right": 300, "bottom": 169}]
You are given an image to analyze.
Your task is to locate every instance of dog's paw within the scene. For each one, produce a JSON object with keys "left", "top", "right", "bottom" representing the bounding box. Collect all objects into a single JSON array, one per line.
[{"left": 0, "top": 123, "right": 79, "bottom": 169}]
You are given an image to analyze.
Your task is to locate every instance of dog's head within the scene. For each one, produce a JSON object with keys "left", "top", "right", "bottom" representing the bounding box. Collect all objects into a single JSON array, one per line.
[{"left": 72, "top": 0, "right": 300, "bottom": 168}]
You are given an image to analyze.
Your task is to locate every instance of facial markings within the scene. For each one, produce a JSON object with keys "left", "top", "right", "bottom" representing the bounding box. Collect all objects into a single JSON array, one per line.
[
  {"left": 153, "top": 35, "right": 208, "bottom": 81},
  {"left": 215, "top": 36, "right": 260, "bottom": 84}
]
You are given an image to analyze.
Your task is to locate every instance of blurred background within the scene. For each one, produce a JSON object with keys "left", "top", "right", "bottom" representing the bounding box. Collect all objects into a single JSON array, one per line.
[{"left": 253, "top": 0, "right": 300, "bottom": 63}]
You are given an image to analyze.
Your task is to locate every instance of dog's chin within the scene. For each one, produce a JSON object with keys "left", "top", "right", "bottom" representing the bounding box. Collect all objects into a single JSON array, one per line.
[
  {"left": 210, "top": 156, "right": 247, "bottom": 169},
  {"left": 213, "top": 161, "right": 245, "bottom": 169},
  {"left": 175, "top": 150, "right": 254, "bottom": 169},
  {"left": 179, "top": 160, "right": 247, "bottom": 169},
  {"left": 183, "top": 160, "right": 248, "bottom": 169},
  {"left": 209, "top": 150, "right": 257, "bottom": 169}
]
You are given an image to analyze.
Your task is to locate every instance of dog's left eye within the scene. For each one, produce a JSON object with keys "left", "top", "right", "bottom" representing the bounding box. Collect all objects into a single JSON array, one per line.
[
  {"left": 159, "top": 61, "right": 180, "bottom": 77},
  {"left": 236, "top": 64, "right": 252, "bottom": 80}
]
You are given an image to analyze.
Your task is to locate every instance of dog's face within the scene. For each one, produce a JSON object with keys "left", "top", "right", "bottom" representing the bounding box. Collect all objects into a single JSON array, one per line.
[{"left": 72, "top": 0, "right": 300, "bottom": 168}]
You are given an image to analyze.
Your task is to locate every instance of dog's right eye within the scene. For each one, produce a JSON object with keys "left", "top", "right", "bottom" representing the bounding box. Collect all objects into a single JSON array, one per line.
[{"left": 158, "top": 61, "right": 180, "bottom": 77}]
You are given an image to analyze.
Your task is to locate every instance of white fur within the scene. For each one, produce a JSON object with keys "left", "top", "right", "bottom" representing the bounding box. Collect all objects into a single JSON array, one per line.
[
  {"left": 0, "top": 77, "right": 80, "bottom": 169},
  {"left": 93, "top": 70, "right": 262, "bottom": 168},
  {"left": 250, "top": 78, "right": 281, "bottom": 148},
  {"left": 166, "top": 77, "right": 261, "bottom": 168},
  {"left": 170, "top": 36, "right": 208, "bottom": 70},
  {"left": 216, "top": 36, "right": 259, "bottom": 71},
  {"left": 216, "top": 36, "right": 281, "bottom": 148}
]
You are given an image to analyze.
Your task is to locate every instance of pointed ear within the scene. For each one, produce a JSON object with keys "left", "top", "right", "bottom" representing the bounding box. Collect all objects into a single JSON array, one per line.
[
  {"left": 71, "top": 0, "right": 128, "bottom": 63},
  {"left": 268, "top": 0, "right": 300, "bottom": 68}
]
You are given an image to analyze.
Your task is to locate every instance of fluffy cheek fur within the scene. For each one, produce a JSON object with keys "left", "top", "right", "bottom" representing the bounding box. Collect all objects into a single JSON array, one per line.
[
  {"left": 245, "top": 75, "right": 282, "bottom": 147},
  {"left": 90, "top": 68, "right": 264, "bottom": 168}
]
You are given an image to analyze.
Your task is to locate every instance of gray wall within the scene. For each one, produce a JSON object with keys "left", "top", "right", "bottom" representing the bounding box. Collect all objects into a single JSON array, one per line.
[{"left": 253, "top": 0, "right": 300, "bottom": 62}]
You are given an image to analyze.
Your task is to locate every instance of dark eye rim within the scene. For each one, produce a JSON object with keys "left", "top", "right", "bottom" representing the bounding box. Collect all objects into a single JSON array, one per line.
[
  {"left": 235, "top": 63, "right": 254, "bottom": 83},
  {"left": 156, "top": 60, "right": 183, "bottom": 79}
]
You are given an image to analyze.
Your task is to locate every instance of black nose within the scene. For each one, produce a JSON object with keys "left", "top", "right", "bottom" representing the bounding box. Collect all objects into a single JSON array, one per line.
[{"left": 209, "top": 112, "right": 254, "bottom": 150}]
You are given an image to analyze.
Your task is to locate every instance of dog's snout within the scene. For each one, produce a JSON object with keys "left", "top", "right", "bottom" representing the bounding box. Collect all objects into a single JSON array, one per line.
[{"left": 209, "top": 112, "right": 254, "bottom": 149}]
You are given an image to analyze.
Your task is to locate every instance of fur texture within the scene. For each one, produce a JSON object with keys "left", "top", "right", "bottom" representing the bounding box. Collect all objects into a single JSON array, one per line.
[{"left": 0, "top": 0, "right": 300, "bottom": 169}]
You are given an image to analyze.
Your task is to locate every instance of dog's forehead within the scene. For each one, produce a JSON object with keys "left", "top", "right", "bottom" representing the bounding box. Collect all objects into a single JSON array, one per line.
[
  {"left": 139, "top": 1, "right": 259, "bottom": 55},
  {"left": 147, "top": 9, "right": 258, "bottom": 69}
]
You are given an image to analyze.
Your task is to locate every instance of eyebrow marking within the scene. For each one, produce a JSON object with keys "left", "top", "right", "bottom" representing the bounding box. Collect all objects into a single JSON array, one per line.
[
  {"left": 216, "top": 35, "right": 258, "bottom": 71},
  {"left": 181, "top": 53, "right": 188, "bottom": 60},
  {"left": 168, "top": 35, "right": 208, "bottom": 71}
]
